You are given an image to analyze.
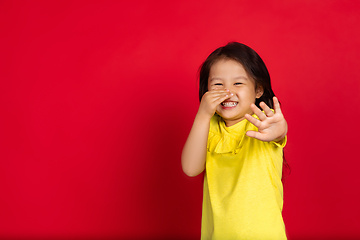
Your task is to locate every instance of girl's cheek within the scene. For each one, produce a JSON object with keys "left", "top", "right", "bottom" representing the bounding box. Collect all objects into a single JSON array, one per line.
[
  {"left": 208, "top": 83, "right": 215, "bottom": 91},
  {"left": 209, "top": 85, "right": 224, "bottom": 91}
]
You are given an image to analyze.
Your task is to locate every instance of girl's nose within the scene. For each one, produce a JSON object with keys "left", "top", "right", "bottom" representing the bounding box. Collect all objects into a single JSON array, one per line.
[{"left": 226, "top": 85, "right": 235, "bottom": 93}]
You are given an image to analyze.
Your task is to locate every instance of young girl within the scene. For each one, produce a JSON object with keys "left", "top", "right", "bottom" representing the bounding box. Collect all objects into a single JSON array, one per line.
[{"left": 181, "top": 42, "right": 288, "bottom": 240}]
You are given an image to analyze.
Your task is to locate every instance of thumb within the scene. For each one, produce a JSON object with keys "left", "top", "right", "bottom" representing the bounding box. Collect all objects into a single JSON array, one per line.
[{"left": 246, "top": 130, "right": 263, "bottom": 140}]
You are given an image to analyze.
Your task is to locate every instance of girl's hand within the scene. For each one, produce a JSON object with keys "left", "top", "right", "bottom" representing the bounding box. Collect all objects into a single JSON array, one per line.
[
  {"left": 198, "top": 89, "right": 233, "bottom": 119},
  {"left": 245, "top": 97, "right": 287, "bottom": 142}
]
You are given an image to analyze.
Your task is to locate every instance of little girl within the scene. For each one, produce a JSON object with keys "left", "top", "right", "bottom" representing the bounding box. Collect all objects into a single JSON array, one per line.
[{"left": 181, "top": 42, "right": 288, "bottom": 240}]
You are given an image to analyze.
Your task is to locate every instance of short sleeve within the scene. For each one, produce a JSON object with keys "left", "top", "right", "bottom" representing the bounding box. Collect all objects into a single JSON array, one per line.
[{"left": 271, "top": 135, "right": 287, "bottom": 148}]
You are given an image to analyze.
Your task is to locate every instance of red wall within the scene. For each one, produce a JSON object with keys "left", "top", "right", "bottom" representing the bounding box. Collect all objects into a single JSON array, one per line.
[{"left": 1, "top": 1, "right": 359, "bottom": 239}]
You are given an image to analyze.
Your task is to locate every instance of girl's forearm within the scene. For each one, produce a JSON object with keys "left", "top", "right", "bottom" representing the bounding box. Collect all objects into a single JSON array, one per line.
[{"left": 181, "top": 112, "right": 211, "bottom": 177}]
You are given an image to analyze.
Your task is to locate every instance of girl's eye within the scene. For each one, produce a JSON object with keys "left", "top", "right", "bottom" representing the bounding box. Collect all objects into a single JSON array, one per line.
[
  {"left": 234, "top": 82, "right": 242, "bottom": 85},
  {"left": 214, "top": 83, "right": 223, "bottom": 86}
]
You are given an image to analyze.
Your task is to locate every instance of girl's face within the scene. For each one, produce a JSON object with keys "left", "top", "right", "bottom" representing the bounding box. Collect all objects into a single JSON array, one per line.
[{"left": 208, "top": 58, "right": 263, "bottom": 127}]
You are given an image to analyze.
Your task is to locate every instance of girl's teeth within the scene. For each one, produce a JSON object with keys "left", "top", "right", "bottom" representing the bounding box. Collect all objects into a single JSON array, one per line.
[{"left": 222, "top": 102, "right": 238, "bottom": 107}]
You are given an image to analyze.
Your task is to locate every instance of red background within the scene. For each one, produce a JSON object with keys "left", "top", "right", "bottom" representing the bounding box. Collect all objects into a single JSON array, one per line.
[{"left": 1, "top": 1, "right": 360, "bottom": 239}]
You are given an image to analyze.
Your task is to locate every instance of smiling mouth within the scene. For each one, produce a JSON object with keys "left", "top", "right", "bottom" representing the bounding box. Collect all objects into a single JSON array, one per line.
[{"left": 221, "top": 102, "right": 238, "bottom": 107}]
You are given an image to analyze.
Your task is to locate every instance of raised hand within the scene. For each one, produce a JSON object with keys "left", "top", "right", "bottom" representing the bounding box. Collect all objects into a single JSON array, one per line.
[
  {"left": 245, "top": 97, "right": 287, "bottom": 142},
  {"left": 198, "top": 88, "right": 233, "bottom": 119}
]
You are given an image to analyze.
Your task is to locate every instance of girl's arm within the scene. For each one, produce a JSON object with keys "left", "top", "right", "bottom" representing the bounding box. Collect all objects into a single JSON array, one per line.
[
  {"left": 181, "top": 89, "right": 232, "bottom": 177},
  {"left": 181, "top": 113, "right": 210, "bottom": 177},
  {"left": 245, "top": 97, "right": 288, "bottom": 142}
]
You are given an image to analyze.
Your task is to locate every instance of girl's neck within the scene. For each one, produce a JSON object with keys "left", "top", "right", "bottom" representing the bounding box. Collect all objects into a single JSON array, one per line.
[{"left": 223, "top": 117, "right": 246, "bottom": 127}]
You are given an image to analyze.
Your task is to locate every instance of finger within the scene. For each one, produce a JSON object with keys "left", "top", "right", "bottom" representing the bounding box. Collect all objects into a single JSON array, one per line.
[
  {"left": 250, "top": 103, "right": 267, "bottom": 121},
  {"left": 206, "top": 90, "right": 229, "bottom": 98},
  {"left": 209, "top": 84, "right": 227, "bottom": 90},
  {"left": 259, "top": 102, "right": 274, "bottom": 117},
  {"left": 246, "top": 130, "right": 259, "bottom": 139},
  {"left": 246, "top": 130, "right": 267, "bottom": 141},
  {"left": 245, "top": 113, "right": 262, "bottom": 128},
  {"left": 214, "top": 92, "right": 233, "bottom": 104},
  {"left": 203, "top": 90, "right": 229, "bottom": 100},
  {"left": 209, "top": 90, "right": 231, "bottom": 97},
  {"left": 273, "top": 97, "right": 282, "bottom": 114},
  {"left": 208, "top": 92, "right": 232, "bottom": 102},
  {"left": 209, "top": 88, "right": 230, "bottom": 94}
]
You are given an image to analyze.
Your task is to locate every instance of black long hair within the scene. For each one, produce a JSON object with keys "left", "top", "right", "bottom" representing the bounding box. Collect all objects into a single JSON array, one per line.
[{"left": 198, "top": 42, "right": 290, "bottom": 183}]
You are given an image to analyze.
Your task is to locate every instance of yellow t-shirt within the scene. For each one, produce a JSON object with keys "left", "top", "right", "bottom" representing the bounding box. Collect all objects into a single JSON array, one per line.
[{"left": 201, "top": 114, "right": 287, "bottom": 240}]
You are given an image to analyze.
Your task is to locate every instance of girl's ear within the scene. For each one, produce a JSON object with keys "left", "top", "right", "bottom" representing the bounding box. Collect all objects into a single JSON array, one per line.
[{"left": 255, "top": 86, "right": 264, "bottom": 99}]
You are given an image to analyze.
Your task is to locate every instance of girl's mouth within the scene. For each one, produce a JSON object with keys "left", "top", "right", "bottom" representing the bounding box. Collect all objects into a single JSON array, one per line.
[{"left": 221, "top": 101, "right": 238, "bottom": 108}]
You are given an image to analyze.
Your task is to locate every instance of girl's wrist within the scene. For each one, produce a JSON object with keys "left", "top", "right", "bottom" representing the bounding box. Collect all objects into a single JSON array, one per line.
[
  {"left": 195, "top": 111, "right": 213, "bottom": 123},
  {"left": 274, "top": 134, "right": 286, "bottom": 143}
]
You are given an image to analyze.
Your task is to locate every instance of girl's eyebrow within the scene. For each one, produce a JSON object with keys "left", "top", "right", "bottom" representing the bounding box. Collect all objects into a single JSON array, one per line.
[
  {"left": 234, "top": 76, "right": 248, "bottom": 80},
  {"left": 210, "top": 76, "right": 248, "bottom": 81}
]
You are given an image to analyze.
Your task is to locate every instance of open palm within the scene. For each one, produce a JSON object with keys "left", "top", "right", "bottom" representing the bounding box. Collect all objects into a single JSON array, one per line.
[{"left": 245, "top": 97, "right": 287, "bottom": 142}]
